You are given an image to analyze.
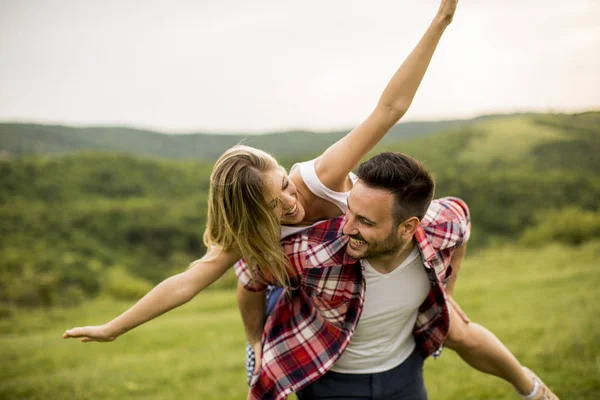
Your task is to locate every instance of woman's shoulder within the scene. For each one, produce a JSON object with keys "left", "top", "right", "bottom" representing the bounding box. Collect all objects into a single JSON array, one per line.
[
  {"left": 290, "top": 161, "right": 349, "bottom": 220},
  {"left": 291, "top": 158, "right": 355, "bottom": 199}
]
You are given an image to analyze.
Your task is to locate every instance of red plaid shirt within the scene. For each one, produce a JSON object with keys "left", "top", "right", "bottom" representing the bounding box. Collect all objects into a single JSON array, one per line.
[{"left": 235, "top": 197, "right": 471, "bottom": 400}]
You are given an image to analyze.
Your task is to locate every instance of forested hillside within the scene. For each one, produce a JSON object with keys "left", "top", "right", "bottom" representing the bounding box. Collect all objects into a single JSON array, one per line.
[
  {"left": 0, "top": 112, "right": 598, "bottom": 309},
  {"left": 378, "top": 112, "right": 600, "bottom": 243},
  {"left": 0, "top": 116, "right": 499, "bottom": 161}
]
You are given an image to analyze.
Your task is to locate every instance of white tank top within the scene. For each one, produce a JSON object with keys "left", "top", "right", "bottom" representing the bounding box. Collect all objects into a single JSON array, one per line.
[{"left": 280, "top": 159, "right": 358, "bottom": 239}]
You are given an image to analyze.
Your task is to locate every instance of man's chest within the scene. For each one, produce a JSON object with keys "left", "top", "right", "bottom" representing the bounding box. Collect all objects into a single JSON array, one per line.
[{"left": 358, "top": 255, "right": 430, "bottom": 327}]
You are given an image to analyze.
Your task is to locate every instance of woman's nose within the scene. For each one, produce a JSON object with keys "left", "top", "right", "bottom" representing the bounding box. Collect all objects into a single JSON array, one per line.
[{"left": 281, "top": 192, "right": 295, "bottom": 207}]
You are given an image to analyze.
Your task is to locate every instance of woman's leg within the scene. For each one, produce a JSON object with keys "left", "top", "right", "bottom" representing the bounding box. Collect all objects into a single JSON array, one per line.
[
  {"left": 445, "top": 234, "right": 558, "bottom": 398},
  {"left": 445, "top": 243, "right": 534, "bottom": 395},
  {"left": 444, "top": 301, "right": 535, "bottom": 395}
]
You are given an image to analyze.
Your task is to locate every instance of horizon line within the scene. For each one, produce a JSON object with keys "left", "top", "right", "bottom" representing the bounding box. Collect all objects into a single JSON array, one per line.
[{"left": 1, "top": 108, "right": 598, "bottom": 136}]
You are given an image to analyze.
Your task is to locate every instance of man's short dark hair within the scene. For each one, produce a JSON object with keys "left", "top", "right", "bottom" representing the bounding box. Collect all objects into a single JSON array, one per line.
[{"left": 357, "top": 152, "right": 435, "bottom": 224}]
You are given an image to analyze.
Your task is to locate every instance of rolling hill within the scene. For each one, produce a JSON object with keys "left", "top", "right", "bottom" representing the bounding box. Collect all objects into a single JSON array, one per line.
[{"left": 0, "top": 115, "right": 511, "bottom": 161}]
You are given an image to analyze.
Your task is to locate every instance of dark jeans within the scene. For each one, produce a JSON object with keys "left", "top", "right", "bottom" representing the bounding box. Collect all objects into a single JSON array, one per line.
[{"left": 296, "top": 348, "right": 427, "bottom": 400}]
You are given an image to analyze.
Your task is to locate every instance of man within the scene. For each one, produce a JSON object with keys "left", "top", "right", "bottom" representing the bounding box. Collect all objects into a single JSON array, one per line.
[{"left": 236, "top": 153, "right": 558, "bottom": 400}]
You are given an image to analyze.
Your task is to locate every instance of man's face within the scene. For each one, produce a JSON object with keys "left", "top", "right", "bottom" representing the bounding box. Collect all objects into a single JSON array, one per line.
[{"left": 342, "top": 182, "right": 407, "bottom": 260}]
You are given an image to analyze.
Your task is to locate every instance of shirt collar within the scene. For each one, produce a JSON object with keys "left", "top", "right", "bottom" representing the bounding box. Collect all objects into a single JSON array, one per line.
[
  {"left": 304, "top": 234, "right": 358, "bottom": 269},
  {"left": 414, "top": 225, "right": 437, "bottom": 267}
]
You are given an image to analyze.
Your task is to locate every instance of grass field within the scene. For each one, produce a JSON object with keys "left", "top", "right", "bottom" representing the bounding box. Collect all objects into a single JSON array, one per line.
[{"left": 1, "top": 241, "right": 599, "bottom": 399}]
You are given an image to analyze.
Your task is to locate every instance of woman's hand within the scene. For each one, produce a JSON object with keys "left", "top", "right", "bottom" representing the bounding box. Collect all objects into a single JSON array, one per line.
[
  {"left": 63, "top": 325, "right": 117, "bottom": 343},
  {"left": 61, "top": 246, "right": 239, "bottom": 344},
  {"left": 312, "top": 0, "right": 460, "bottom": 192},
  {"left": 251, "top": 340, "right": 263, "bottom": 375},
  {"left": 437, "top": 0, "right": 458, "bottom": 25}
]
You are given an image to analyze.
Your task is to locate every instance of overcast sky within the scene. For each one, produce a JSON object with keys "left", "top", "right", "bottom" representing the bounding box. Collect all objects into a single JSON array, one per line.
[{"left": 1, "top": 0, "right": 599, "bottom": 133}]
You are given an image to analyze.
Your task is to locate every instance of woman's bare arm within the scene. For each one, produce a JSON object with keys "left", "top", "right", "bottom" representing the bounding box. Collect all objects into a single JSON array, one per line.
[
  {"left": 63, "top": 246, "right": 240, "bottom": 342},
  {"left": 237, "top": 283, "right": 267, "bottom": 374},
  {"left": 315, "top": 0, "right": 458, "bottom": 191}
]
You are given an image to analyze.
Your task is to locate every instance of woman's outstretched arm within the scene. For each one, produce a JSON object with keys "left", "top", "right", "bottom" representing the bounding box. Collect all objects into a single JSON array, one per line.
[
  {"left": 63, "top": 246, "right": 239, "bottom": 342},
  {"left": 315, "top": 0, "right": 458, "bottom": 191}
]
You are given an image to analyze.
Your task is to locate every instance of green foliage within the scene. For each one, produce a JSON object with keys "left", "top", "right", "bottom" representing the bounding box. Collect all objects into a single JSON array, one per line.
[
  {"left": 0, "top": 246, "right": 102, "bottom": 308},
  {"left": 521, "top": 207, "right": 600, "bottom": 246},
  {"left": 103, "top": 267, "right": 154, "bottom": 301},
  {"left": 530, "top": 113, "right": 600, "bottom": 173},
  {"left": 0, "top": 153, "right": 212, "bottom": 205},
  {"left": 377, "top": 113, "right": 600, "bottom": 247},
  {"left": 0, "top": 190, "right": 211, "bottom": 306}
]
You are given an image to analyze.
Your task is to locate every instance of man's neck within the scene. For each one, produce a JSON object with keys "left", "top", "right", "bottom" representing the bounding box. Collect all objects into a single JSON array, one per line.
[{"left": 367, "top": 239, "right": 417, "bottom": 274}]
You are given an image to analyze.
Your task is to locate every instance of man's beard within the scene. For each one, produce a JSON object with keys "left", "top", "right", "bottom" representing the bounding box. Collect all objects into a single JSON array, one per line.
[{"left": 347, "top": 230, "right": 404, "bottom": 260}]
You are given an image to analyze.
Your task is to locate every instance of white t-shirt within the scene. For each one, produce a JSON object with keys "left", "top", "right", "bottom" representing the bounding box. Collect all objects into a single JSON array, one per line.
[{"left": 331, "top": 247, "right": 430, "bottom": 374}]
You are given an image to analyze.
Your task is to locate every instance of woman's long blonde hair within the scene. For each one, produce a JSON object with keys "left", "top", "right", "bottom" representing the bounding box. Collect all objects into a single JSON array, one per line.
[{"left": 203, "top": 145, "right": 293, "bottom": 288}]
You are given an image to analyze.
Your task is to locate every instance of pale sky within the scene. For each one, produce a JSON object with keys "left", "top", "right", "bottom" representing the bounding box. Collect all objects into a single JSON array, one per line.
[{"left": 1, "top": 0, "right": 599, "bottom": 133}]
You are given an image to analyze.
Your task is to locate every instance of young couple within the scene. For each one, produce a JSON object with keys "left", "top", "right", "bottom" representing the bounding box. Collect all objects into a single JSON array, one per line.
[{"left": 64, "top": 1, "right": 558, "bottom": 399}]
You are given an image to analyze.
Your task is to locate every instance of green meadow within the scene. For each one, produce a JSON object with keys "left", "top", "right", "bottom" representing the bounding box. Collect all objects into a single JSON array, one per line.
[
  {"left": 1, "top": 241, "right": 599, "bottom": 399},
  {"left": 1, "top": 112, "right": 599, "bottom": 398}
]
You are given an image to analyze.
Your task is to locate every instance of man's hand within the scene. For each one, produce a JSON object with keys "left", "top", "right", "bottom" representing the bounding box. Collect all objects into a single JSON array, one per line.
[
  {"left": 437, "top": 0, "right": 458, "bottom": 25},
  {"left": 62, "top": 325, "right": 117, "bottom": 343}
]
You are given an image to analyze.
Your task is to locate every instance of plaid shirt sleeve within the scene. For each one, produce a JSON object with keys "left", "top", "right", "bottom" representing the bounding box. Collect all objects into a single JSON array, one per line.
[
  {"left": 445, "top": 196, "right": 471, "bottom": 247},
  {"left": 423, "top": 197, "right": 471, "bottom": 253},
  {"left": 234, "top": 258, "right": 268, "bottom": 292},
  {"left": 413, "top": 197, "right": 472, "bottom": 357}
]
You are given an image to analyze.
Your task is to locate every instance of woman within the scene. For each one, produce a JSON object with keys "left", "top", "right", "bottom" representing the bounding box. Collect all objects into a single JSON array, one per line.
[
  {"left": 64, "top": 1, "right": 554, "bottom": 398},
  {"left": 63, "top": 0, "right": 453, "bottom": 344}
]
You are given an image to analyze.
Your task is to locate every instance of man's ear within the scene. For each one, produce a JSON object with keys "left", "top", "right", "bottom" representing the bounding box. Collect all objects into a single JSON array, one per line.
[{"left": 399, "top": 217, "right": 420, "bottom": 240}]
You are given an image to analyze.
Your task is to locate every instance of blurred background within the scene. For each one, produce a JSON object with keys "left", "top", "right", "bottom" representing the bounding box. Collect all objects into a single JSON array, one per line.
[{"left": 0, "top": 1, "right": 599, "bottom": 399}]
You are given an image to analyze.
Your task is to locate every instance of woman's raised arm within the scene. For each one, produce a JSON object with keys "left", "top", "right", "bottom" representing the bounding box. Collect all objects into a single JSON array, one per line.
[
  {"left": 63, "top": 246, "right": 240, "bottom": 342},
  {"left": 314, "top": 0, "right": 458, "bottom": 191}
]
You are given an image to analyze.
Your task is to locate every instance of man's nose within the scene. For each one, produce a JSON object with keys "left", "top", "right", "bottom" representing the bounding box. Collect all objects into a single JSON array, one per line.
[{"left": 343, "top": 217, "right": 358, "bottom": 236}]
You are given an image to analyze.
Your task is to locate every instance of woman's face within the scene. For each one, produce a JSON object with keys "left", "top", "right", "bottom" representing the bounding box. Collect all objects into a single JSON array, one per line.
[{"left": 265, "top": 167, "right": 305, "bottom": 225}]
